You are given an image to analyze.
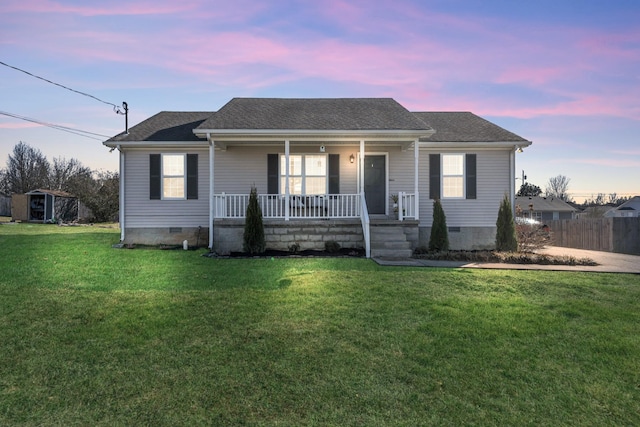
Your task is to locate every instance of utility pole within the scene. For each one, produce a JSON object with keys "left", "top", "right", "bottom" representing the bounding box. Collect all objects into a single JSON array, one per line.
[{"left": 123, "top": 102, "right": 129, "bottom": 134}]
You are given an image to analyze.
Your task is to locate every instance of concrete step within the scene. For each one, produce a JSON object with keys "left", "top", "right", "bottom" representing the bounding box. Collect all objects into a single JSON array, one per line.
[
  {"left": 371, "top": 248, "right": 414, "bottom": 258},
  {"left": 369, "top": 223, "right": 415, "bottom": 258},
  {"left": 370, "top": 240, "right": 412, "bottom": 250},
  {"left": 370, "top": 226, "right": 408, "bottom": 236}
]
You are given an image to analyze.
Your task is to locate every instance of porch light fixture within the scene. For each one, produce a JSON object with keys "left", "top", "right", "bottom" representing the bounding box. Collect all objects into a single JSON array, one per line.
[
  {"left": 349, "top": 154, "right": 355, "bottom": 163},
  {"left": 516, "top": 146, "right": 523, "bottom": 153}
]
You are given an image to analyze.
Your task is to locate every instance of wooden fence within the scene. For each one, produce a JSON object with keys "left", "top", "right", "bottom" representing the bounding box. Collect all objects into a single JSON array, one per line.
[{"left": 546, "top": 218, "right": 640, "bottom": 255}]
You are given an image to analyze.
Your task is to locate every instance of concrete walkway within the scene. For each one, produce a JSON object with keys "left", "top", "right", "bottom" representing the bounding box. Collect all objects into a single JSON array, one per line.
[{"left": 374, "top": 246, "right": 640, "bottom": 274}]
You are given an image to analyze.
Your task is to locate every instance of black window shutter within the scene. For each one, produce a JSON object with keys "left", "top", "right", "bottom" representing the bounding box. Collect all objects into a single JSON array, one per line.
[
  {"left": 267, "top": 154, "right": 278, "bottom": 194},
  {"left": 186, "top": 154, "right": 198, "bottom": 199},
  {"left": 429, "top": 154, "right": 440, "bottom": 200},
  {"left": 328, "top": 154, "right": 339, "bottom": 194},
  {"left": 150, "top": 154, "right": 161, "bottom": 200},
  {"left": 466, "top": 154, "right": 477, "bottom": 199}
]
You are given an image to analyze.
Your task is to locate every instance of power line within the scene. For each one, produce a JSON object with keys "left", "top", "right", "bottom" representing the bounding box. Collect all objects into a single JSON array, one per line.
[
  {"left": 0, "top": 60, "right": 126, "bottom": 114},
  {"left": 0, "top": 110, "right": 111, "bottom": 141}
]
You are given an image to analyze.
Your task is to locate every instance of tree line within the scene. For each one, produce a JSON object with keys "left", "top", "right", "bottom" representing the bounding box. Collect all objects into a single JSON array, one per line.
[
  {"left": 0, "top": 142, "right": 119, "bottom": 222},
  {"left": 517, "top": 174, "right": 630, "bottom": 207}
]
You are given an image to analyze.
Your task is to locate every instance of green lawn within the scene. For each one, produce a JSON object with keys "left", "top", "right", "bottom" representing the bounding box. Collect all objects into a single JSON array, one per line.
[{"left": 1, "top": 223, "right": 639, "bottom": 426}]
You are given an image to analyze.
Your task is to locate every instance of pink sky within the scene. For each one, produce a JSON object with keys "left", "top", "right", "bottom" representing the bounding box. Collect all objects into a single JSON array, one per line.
[{"left": 1, "top": 0, "right": 638, "bottom": 201}]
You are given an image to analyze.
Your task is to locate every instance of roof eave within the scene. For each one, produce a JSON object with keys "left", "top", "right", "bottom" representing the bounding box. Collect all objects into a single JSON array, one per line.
[
  {"left": 103, "top": 140, "right": 210, "bottom": 149},
  {"left": 194, "top": 128, "right": 435, "bottom": 142},
  {"left": 418, "top": 140, "right": 532, "bottom": 149}
]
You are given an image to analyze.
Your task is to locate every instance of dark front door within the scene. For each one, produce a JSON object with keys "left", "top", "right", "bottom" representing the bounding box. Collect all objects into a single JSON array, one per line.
[{"left": 364, "top": 155, "right": 386, "bottom": 215}]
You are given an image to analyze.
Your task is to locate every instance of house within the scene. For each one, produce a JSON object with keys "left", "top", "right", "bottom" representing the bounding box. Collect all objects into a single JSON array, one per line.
[
  {"left": 515, "top": 196, "right": 577, "bottom": 222},
  {"left": 575, "top": 205, "right": 607, "bottom": 219},
  {"left": 604, "top": 196, "right": 640, "bottom": 218},
  {"left": 104, "top": 98, "right": 531, "bottom": 257},
  {"left": 11, "top": 189, "right": 79, "bottom": 222}
]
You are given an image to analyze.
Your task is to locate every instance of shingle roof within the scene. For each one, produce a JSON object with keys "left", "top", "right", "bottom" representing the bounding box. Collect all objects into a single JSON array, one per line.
[
  {"left": 196, "top": 98, "right": 431, "bottom": 131},
  {"left": 28, "top": 189, "right": 76, "bottom": 198},
  {"left": 104, "top": 100, "right": 531, "bottom": 144},
  {"left": 414, "top": 112, "right": 528, "bottom": 142},
  {"left": 515, "top": 196, "right": 577, "bottom": 212},
  {"left": 613, "top": 196, "right": 640, "bottom": 211},
  {"left": 106, "top": 112, "right": 213, "bottom": 142}
]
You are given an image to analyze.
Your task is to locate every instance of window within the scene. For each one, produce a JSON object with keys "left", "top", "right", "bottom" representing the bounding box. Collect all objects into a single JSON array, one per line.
[
  {"left": 442, "top": 154, "right": 464, "bottom": 198},
  {"left": 429, "top": 153, "right": 476, "bottom": 200},
  {"left": 162, "top": 154, "right": 186, "bottom": 199},
  {"left": 163, "top": 154, "right": 185, "bottom": 199},
  {"left": 150, "top": 153, "right": 198, "bottom": 200},
  {"left": 280, "top": 154, "right": 327, "bottom": 195}
]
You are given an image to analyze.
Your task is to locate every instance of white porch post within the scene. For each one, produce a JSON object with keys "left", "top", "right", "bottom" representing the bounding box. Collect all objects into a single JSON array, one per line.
[
  {"left": 208, "top": 136, "right": 215, "bottom": 250},
  {"left": 414, "top": 138, "right": 419, "bottom": 221},
  {"left": 285, "top": 140, "right": 290, "bottom": 221},
  {"left": 359, "top": 140, "right": 365, "bottom": 195}
]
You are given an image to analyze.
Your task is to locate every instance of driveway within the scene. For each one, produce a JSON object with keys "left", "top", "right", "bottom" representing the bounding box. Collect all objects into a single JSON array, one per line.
[
  {"left": 534, "top": 246, "right": 640, "bottom": 274},
  {"left": 375, "top": 246, "right": 640, "bottom": 274}
]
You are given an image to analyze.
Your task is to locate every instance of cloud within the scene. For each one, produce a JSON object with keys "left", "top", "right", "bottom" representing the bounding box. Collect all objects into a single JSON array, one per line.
[
  {"left": 612, "top": 149, "right": 640, "bottom": 156},
  {"left": 3, "top": 0, "right": 640, "bottom": 122},
  {"left": 0, "top": 121, "right": 41, "bottom": 129},
  {"left": 571, "top": 157, "right": 640, "bottom": 168},
  {"left": 0, "top": 0, "right": 200, "bottom": 16}
]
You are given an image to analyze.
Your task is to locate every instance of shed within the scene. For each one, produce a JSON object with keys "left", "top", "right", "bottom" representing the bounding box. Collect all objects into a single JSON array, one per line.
[
  {"left": 0, "top": 193, "right": 10, "bottom": 217},
  {"left": 12, "top": 189, "right": 79, "bottom": 222}
]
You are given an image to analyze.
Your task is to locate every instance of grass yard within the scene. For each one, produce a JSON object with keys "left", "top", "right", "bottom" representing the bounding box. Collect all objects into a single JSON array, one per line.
[{"left": 0, "top": 223, "right": 639, "bottom": 426}]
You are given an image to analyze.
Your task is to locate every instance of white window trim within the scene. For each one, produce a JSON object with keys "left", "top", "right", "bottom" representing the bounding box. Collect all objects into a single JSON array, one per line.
[
  {"left": 441, "top": 153, "right": 465, "bottom": 199},
  {"left": 162, "top": 153, "right": 187, "bottom": 200},
  {"left": 279, "top": 153, "right": 328, "bottom": 195}
]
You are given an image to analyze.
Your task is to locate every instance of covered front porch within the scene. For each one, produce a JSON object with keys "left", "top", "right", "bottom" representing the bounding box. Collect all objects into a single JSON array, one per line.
[
  {"left": 203, "top": 137, "right": 425, "bottom": 258},
  {"left": 193, "top": 98, "right": 435, "bottom": 257}
]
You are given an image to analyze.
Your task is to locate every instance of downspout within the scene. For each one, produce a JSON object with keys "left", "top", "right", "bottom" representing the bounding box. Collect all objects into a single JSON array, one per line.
[
  {"left": 208, "top": 134, "right": 214, "bottom": 250},
  {"left": 510, "top": 147, "right": 516, "bottom": 215},
  {"left": 118, "top": 145, "right": 125, "bottom": 242}
]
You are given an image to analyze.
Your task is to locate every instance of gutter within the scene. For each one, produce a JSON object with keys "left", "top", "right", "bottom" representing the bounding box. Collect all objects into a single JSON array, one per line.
[
  {"left": 103, "top": 140, "right": 209, "bottom": 149},
  {"left": 418, "top": 140, "right": 533, "bottom": 150}
]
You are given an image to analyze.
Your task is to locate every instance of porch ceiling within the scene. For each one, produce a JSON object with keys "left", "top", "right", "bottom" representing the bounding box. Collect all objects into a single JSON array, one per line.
[{"left": 194, "top": 129, "right": 431, "bottom": 151}]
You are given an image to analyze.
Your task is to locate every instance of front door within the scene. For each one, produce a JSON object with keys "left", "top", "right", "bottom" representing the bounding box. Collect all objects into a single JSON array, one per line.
[{"left": 363, "top": 155, "right": 386, "bottom": 215}]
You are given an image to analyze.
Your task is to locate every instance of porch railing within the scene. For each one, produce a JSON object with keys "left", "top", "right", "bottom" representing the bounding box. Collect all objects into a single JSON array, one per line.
[
  {"left": 213, "top": 193, "right": 361, "bottom": 219},
  {"left": 360, "top": 192, "right": 371, "bottom": 258},
  {"left": 398, "top": 192, "right": 416, "bottom": 220}
]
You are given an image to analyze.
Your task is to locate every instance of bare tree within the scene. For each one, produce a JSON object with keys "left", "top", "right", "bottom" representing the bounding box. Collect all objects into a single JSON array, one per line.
[
  {"left": 0, "top": 168, "right": 8, "bottom": 195},
  {"left": 4, "top": 142, "right": 50, "bottom": 193},
  {"left": 69, "top": 170, "right": 119, "bottom": 222},
  {"left": 50, "top": 157, "right": 92, "bottom": 192},
  {"left": 545, "top": 175, "right": 573, "bottom": 202}
]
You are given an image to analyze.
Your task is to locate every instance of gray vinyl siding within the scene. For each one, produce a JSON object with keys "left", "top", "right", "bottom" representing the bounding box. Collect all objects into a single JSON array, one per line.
[
  {"left": 124, "top": 149, "right": 209, "bottom": 228},
  {"left": 386, "top": 146, "right": 415, "bottom": 213},
  {"left": 124, "top": 145, "right": 511, "bottom": 229},
  {"left": 419, "top": 149, "right": 511, "bottom": 227}
]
